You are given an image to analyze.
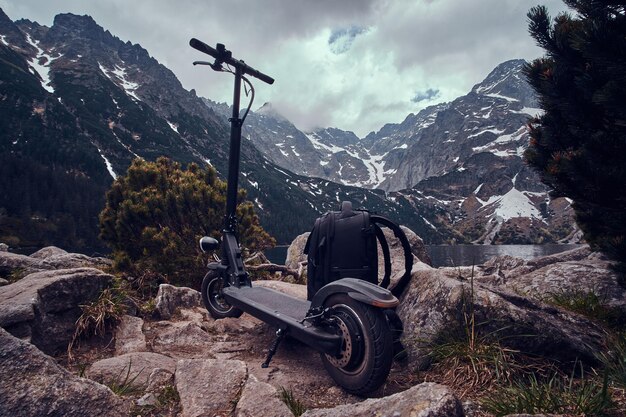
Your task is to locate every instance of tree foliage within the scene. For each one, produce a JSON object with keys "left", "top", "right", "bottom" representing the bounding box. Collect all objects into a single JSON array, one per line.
[
  {"left": 524, "top": 1, "right": 626, "bottom": 275},
  {"left": 99, "top": 157, "right": 275, "bottom": 289}
]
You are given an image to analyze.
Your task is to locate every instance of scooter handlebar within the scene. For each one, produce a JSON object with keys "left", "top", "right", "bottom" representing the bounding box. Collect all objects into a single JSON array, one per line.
[{"left": 189, "top": 38, "right": 274, "bottom": 85}]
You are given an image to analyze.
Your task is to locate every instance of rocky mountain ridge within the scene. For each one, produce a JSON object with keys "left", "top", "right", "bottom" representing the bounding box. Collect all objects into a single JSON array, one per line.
[
  {"left": 0, "top": 8, "right": 578, "bottom": 246},
  {"left": 214, "top": 60, "right": 579, "bottom": 244},
  {"left": 0, "top": 9, "right": 424, "bottom": 247}
]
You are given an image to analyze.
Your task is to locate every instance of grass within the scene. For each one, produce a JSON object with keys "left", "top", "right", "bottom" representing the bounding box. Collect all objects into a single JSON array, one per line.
[
  {"left": 546, "top": 289, "right": 626, "bottom": 331},
  {"left": 279, "top": 387, "right": 307, "bottom": 417},
  {"left": 419, "top": 268, "right": 626, "bottom": 415},
  {"left": 426, "top": 264, "right": 548, "bottom": 395},
  {"left": 6, "top": 267, "right": 27, "bottom": 283},
  {"left": 482, "top": 365, "right": 613, "bottom": 416},
  {"left": 598, "top": 332, "right": 626, "bottom": 390},
  {"left": 104, "top": 359, "right": 145, "bottom": 396},
  {"left": 67, "top": 280, "right": 130, "bottom": 360}
]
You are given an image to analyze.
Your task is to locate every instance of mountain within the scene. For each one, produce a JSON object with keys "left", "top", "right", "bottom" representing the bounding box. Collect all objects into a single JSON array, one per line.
[
  {"left": 230, "top": 60, "right": 580, "bottom": 244},
  {"left": 1, "top": 9, "right": 439, "bottom": 250},
  {"left": 0, "top": 8, "right": 579, "bottom": 249}
]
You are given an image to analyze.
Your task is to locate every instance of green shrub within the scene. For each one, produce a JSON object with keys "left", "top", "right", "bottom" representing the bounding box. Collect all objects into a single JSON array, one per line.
[{"left": 99, "top": 157, "right": 275, "bottom": 290}]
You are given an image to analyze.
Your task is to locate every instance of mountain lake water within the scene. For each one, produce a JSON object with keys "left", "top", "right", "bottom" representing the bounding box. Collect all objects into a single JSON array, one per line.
[{"left": 264, "top": 244, "right": 584, "bottom": 268}]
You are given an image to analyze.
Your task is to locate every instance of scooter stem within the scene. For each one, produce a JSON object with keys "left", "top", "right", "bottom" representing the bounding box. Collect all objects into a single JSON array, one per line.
[{"left": 225, "top": 65, "right": 243, "bottom": 232}]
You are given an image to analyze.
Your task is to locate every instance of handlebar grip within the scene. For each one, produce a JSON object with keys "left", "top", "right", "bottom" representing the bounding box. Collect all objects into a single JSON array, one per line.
[
  {"left": 247, "top": 68, "right": 274, "bottom": 85},
  {"left": 189, "top": 38, "right": 275, "bottom": 85},
  {"left": 189, "top": 38, "right": 218, "bottom": 59}
]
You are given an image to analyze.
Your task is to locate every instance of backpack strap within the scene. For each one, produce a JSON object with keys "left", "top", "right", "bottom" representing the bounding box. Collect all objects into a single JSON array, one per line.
[
  {"left": 370, "top": 215, "right": 414, "bottom": 298},
  {"left": 373, "top": 223, "right": 392, "bottom": 288}
]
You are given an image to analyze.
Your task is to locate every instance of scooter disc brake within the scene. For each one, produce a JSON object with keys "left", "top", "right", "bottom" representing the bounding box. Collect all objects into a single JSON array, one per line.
[{"left": 326, "top": 316, "right": 353, "bottom": 368}]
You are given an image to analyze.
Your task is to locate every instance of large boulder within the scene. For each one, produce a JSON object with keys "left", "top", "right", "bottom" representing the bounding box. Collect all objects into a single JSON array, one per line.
[
  {"left": 285, "top": 232, "right": 309, "bottom": 270},
  {"left": 0, "top": 327, "right": 129, "bottom": 416},
  {"left": 479, "top": 247, "right": 626, "bottom": 308},
  {"left": 301, "top": 382, "right": 462, "bottom": 417},
  {"left": 0, "top": 267, "right": 113, "bottom": 354},
  {"left": 87, "top": 352, "right": 177, "bottom": 390},
  {"left": 397, "top": 262, "right": 607, "bottom": 370},
  {"left": 175, "top": 358, "right": 247, "bottom": 417},
  {"left": 150, "top": 321, "right": 215, "bottom": 359},
  {"left": 0, "top": 247, "right": 112, "bottom": 280}
]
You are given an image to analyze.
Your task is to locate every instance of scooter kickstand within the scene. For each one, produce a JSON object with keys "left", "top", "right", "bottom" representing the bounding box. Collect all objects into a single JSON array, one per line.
[{"left": 261, "top": 328, "right": 286, "bottom": 368}]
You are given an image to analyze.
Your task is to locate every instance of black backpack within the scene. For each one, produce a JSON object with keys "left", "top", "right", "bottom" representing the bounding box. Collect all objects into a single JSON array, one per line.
[{"left": 303, "top": 201, "right": 413, "bottom": 301}]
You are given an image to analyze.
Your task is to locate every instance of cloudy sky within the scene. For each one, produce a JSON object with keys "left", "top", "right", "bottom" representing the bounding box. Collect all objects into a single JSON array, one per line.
[{"left": 1, "top": 0, "right": 569, "bottom": 137}]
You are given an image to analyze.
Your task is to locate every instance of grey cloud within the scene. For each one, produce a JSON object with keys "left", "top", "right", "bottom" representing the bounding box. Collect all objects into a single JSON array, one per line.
[{"left": 0, "top": 0, "right": 572, "bottom": 137}]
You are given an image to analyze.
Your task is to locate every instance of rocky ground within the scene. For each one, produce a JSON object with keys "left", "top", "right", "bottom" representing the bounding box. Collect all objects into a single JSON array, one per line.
[{"left": 1, "top": 236, "right": 625, "bottom": 416}]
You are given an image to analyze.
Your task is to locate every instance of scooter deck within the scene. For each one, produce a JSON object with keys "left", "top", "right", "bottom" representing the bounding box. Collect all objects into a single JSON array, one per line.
[
  {"left": 227, "top": 286, "right": 310, "bottom": 319},
  {"left": 222, "top": 285, "right": 341, "bottom": 355}
]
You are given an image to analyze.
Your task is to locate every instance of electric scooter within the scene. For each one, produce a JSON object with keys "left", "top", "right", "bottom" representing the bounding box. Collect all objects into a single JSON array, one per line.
[{"left": 190, "top": 38, "right": 399, "bottom": 395}]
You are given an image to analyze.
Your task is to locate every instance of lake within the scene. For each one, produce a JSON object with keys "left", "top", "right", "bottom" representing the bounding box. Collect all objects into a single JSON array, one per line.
[
  {"left": 425, "top": 244, "right": 583, "bottom": 267},
  {"left": 265, "top": 244, "right": 584, "bottom": 268}
]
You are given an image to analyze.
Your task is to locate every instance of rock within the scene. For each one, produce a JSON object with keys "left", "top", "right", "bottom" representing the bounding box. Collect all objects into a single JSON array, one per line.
[
  {"left": 175, "top": 358, "right": 247, "bottom": 417},
  {"left": 151, "top": 321, "right": 214, "bottom": 359},
  {"left": 0, "top": 251, "right": 48, "bottom": 277},
  {"left": 115, "top": 315, "right": 147, "bottom": 355},
  {"left": 0, "top": 327, "right": 129, "bottom": 416},
  {"left": 484, "top": 249, "right": 626, "bottom": 308},
  {"left": 87, "top": 352, "right": 176, "bottom": 390},
  {"left": 285, "top": 232, "right": 309, "bottom": 270},
  {"left": 136, "top": 392, "right": 158, "bottom": 407},
  {"left": 480, "top": 246, "right": 591, "bottom": 281},
  {"left": 0, "top": 277, "right": 7, "bottom": 286},
  {"left": 397, "top": 264, "right": 607, "bottom": 370},
  {"left": 0, "top": 267, "right": 113, "bottom": 354},
  {"left": 146, "top": 368, "right": 175, "bottom": 393},
  {"left": 155, "top": 284, "right": 202, "bottom": 319},
  {"left": 42, "top": 252, "right": 112, "bottom": 270},
  {"left": 0, "top": 243, "right": 8, "bottom": 251},
  {"left": 29, "top": 246, "right": 112, "bottom": 270},
  {"left": 29, "top": 246, "right": 69, "bottom": 259},
  {"left": 301, "top": 382, "right": 462, "bottom": 417},
  {"left": 235, "top": 374, "right": 294, "bottom": 417}
]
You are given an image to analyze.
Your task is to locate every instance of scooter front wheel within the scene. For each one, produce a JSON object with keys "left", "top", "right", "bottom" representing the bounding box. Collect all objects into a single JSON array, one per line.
[
  {"left": 201, "top": 271, "right": 243, "bottom": 319},
  {"left": 320, "top": 294, "right": 393, "bottom": 395}
]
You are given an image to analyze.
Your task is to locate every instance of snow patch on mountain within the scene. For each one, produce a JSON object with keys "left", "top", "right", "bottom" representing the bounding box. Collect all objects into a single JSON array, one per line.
[
  {"left": 479, "top": 187, "right": 542, "bottom": 221},
  {"left": 98, "top": 62, "right": 141, "bottom": 101},
  {"left": 25, "top": 34, "right": 58, "bottom": 93},
  {"left": 304, "top": 132, "right": 344, "bottom": 153},
  {"left": 96, "top": 147, "right": 117, "bottom": 179}
]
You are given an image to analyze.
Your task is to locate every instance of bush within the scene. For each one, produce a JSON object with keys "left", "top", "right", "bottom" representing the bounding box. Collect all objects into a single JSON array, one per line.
[{"left": 99, "top": 157, "right": 275, "bottom": 290}]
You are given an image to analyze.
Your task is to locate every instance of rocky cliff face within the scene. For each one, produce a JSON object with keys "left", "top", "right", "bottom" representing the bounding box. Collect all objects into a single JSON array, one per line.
[
  {"left": 0, "top": 9, "right": 421, "bottom": 246},
  {"left": 232, "top": 60, "right": 579, "bottom": 244}
]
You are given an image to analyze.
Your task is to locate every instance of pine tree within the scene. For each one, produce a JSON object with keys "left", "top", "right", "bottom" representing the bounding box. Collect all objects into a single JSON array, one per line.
[
  {"left": 99, "top": 157, "right": 275, "bottom": 290},
  {"left": 524, "top": 1, "right": 626, "bottom": 278}
]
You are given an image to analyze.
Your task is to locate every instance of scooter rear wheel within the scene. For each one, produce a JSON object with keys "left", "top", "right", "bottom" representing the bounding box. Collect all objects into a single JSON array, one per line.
[
  {"left": 201, "top": 271, "right": 243, "bottom": 319},
  {"left": 320, "top": 294, "right": 393, "bottom": 395}
]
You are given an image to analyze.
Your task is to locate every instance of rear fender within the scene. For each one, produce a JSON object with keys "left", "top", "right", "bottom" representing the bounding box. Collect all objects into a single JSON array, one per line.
[{"left": 310, "top": 278, "right": 399, "bottom": 310}]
